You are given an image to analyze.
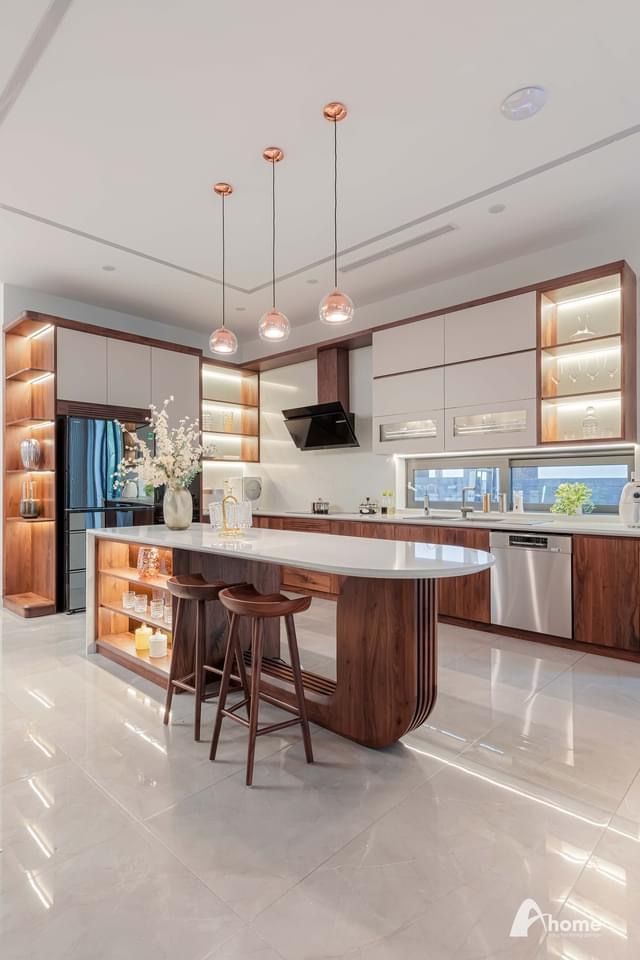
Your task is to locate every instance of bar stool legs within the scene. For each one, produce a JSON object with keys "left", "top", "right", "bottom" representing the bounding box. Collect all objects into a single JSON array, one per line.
[
  {"left": 246, "top": 619, "right": 264, "bottom": 786},
  {"left": 163, "top": 597, "right": 183, "bottom": 727},
  {"left": 285, "top": 614, "right": 314, "bottom": 764},
  {"left": 211, "top": 587, "right": 314, "bottom": 786}
]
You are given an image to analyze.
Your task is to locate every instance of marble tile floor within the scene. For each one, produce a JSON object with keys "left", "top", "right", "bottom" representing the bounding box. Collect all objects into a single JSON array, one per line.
[{"left": 2, "top": 601, "right": 640, "bottom": 958}]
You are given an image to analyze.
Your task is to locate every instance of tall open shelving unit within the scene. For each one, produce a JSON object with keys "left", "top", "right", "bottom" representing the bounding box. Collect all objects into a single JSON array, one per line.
[{"left": 3, "top": 316, "right": 57, "bottom": 617}]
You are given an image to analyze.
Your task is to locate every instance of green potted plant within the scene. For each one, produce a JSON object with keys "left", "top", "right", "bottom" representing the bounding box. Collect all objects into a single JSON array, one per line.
[{"left": 550, "top": 482, "right": 593, "bottom": 516}]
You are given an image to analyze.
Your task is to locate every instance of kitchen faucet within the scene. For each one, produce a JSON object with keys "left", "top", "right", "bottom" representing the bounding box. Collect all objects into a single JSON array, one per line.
[
  {"left": 407, "top": 482, "right": 431, "bottom": 517},
  {"left": 461, "top": 486, "right": 475, "bottom": 518}
]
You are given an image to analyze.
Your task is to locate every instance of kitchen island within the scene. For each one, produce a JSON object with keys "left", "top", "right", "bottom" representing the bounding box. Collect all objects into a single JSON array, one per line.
[{"left": 86, "top": 524, "right": 493, "bottom": 747}]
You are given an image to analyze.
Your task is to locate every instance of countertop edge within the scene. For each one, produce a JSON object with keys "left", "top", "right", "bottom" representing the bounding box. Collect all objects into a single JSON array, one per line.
[{"left": 87, "top": 526, "right": 495, "bottom": 580}]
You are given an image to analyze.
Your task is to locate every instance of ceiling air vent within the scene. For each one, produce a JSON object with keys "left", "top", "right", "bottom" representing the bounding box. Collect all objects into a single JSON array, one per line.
[{"left": 339, "top": 223, "right": 457, "bottom": 273}]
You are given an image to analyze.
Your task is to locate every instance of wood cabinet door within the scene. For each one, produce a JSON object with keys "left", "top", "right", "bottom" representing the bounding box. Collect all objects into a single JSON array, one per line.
[
  {"left": 56, "top": 328, "right": 108, "bottom": 403},
  {"left": 573, "top": 535, "right": 640, "bottom": 650},
  {"left": 151, "top": 348, "right": 200, "bottom": 424},
  {"left": 433, "top": 526, "right": 491, "bottom": 623},
  {"left": 107, "top": 339, "right": 151, "bottom": 409}
]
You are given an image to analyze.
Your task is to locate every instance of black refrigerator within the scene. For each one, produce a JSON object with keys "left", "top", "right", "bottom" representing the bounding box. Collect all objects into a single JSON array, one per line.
[{"left": 57, "top": 416, "right": 156, "bottom": 613}]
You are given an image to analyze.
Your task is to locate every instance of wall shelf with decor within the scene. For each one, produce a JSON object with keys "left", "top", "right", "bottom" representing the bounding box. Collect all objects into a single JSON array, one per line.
[
  {"left": 538, "top": 263, "right": 636, "bottom": 444},
  {"left": 201, "top": 360, "right": 260, "bottom": 463},
  {"left": 3, "top": 317, "right": 57, "bottom": 617}
]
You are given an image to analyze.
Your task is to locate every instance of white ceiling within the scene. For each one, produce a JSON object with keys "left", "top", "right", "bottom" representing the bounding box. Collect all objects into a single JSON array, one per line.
[{"left": 1, "top": 0, "right": 640, "bottom": 346}]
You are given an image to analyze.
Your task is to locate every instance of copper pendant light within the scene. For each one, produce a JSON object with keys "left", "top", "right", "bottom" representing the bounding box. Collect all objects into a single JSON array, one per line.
[
  {"left": 259, "top": 147, "right": 290, "bottom": 343},
  {"left": 319, "top": 101, "right": 354, "bottom": 325},
  {"left": 209, "top": 182, "right": 238, "bottom": 356}
]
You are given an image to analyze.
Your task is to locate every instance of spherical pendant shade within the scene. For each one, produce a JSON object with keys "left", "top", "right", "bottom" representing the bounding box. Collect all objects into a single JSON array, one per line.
[
  {"left": 259, "top": 308, "right": 290, "bottom": 342},
  {"left": 319, "top": 289, "right": 354, "bottom": 325},
  {"left": 209, "top": 326, "right": 238, "bottom": 355}
]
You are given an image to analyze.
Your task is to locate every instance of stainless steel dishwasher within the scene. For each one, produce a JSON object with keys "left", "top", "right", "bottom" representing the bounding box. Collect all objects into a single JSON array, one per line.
[{"left": 490, "top": 531, "right": 573, "bottom": 639}]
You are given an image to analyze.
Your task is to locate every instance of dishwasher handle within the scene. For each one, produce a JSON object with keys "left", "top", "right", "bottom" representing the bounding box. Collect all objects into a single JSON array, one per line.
[{"left": 489, "top": 530, "right": 572, "bottom": 554}]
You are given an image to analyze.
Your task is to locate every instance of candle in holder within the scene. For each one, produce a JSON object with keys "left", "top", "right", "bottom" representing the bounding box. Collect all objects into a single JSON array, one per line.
[
  {"left": 149, "top": 631, "right": 168, "bottom": 658},
  {"left": 134, "top": 625, "right": 152, "bottom": 652}
]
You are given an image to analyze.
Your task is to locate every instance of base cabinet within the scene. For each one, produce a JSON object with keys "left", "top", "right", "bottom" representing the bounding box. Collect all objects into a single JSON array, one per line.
[
  {"left": 254, "top": 515, "right": 491, "bottom": 624},
  {"left": 573, "top": 535, "right": 640, "bottom": 651}
]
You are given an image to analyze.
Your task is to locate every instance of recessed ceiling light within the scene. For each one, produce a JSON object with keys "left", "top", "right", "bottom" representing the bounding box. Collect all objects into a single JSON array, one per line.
[
  {"left": 102, "top": 265, "right": 116, "bottom": 271},
  {"left": 500, "top": 86, "right": 547, "bottom": 121},
  {"left": 306, "top": 278, "right": 319, "bottom": 285},
  {"left": 488, "top": 203, "right": 506, "bottom": 214}
]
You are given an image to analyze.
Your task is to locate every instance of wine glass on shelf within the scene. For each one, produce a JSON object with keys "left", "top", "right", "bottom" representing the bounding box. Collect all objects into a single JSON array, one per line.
[
  {"left": 585, "top": 354, "right": 599, "bottom": 383},
  {"left": 570, "top": 312, "right": 598, "bottom": 340},
  {"left": 606, "top": 352, "right": 620, "bottom": 382}
]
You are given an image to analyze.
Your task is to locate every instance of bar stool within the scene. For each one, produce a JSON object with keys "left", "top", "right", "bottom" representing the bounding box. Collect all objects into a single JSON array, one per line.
[
  {"left": 210, "top": 584, "right": 314, "bottom": 786},
  {"left": 163, "top": 574, "right": 249, "bottom": 741}
]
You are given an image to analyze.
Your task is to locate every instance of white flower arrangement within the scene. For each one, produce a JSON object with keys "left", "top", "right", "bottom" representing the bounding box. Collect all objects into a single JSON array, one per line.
[{"left": 115, "top": 397, "right": 203, "bottom": 492}]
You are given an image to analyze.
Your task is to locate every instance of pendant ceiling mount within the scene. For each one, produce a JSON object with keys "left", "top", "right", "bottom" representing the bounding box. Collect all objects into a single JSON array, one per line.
[
  {"left": 319, "top": 100, "right": 354, "bottom": 326},
  {"left": 259, "top": 146, "right": 290, "bottom": 343},
  {"left": 323, "top": 101, "right": 348, "bottom": 122},
  {"left": 209, "top": 180, "right": 238, "bottom": 356},
  {"left": 262, "top": 146, "right": 285, "bottom": 163}
]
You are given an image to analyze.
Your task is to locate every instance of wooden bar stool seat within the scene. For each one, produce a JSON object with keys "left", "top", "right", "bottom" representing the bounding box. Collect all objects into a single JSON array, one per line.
[
  {"left": 210, "top": 584, "right": 314, "bottom": 785},
  {"left": 163, "top": 574, "right": 249, "bottom": 741}
]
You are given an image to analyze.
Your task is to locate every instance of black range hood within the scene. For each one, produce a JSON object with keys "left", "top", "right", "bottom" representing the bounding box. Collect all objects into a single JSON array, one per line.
[{"left": 283, "top": 401, "right": 359, "bottom": 450}]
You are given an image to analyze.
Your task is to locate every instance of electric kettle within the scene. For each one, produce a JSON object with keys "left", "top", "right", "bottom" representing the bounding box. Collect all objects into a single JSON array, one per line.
[{"left": 619, "top": 474, "right": 640, "bottom": 527}]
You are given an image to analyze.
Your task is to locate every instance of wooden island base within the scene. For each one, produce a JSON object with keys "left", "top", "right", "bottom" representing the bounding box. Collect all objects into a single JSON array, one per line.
[
  {"left": 176, "top": 550, "right": 437, "bottom": 749},
  {"left": 92, "top": 538, "right": 439, "bottom": 749}
]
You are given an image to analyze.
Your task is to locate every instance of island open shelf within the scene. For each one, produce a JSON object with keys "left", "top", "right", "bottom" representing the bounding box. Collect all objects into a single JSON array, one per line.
[
  {"left": 95, "top": 538, "right": 174, "bottom": 687},
  {"left": 86, "top": 524, "right": 493, "bottom": 747}
]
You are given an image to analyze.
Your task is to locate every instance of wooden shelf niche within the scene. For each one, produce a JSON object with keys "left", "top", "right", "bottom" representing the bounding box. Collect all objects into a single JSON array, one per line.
[
  {"left": 538, "top": 265, "right": 636, "bottom": 444},
  {"left": 96, "top": 538, "right": 174, "bottom": 687},
  {"left": 201, "top": 361, "right": 260, "bottom": 463},
  {"left": 3, "top": 317, "right": 56, "bottom": 617}
]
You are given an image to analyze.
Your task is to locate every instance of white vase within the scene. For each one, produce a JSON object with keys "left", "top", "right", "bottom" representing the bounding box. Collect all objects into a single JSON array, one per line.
[{"left": 163, "top": 488, "right": 193, "bottom": 530}]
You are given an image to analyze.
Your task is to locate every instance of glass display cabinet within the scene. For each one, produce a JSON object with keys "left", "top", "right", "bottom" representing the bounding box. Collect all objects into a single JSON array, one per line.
[{"left": 538, "top": 263, "right": 636, "bottom": 444}]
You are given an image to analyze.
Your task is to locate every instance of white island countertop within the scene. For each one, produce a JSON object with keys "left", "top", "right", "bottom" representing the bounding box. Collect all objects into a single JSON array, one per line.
[{"left": 88, "top": 523, "right": 494, "bottom": 580}]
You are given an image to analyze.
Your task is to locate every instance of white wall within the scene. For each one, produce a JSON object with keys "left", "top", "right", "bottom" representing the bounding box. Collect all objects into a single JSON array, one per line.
[
  {"left": 255, "top": 346, "right": 395, "bottom": 514},
  {"left": 1, "top": 283, "right": 209, "bottom": 353}
]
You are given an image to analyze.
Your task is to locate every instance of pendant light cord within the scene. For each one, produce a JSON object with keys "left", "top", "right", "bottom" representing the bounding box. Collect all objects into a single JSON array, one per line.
[
  {"left": 271, "top": 159, "right": 276, "bottom": 309},
  {"left": 221, "top": 194, "right": 226, "bottom": 328},
  {"left": 333, "top": 118, "right": 338, "bottom": 289}
]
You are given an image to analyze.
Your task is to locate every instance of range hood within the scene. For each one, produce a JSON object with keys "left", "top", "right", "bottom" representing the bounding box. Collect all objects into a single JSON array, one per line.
[
  {"left": 282, "top": 346, "right": 359, "bottom": 450},
  {"left": 283, "top": 400, "right": 359, "bottom": 450}
]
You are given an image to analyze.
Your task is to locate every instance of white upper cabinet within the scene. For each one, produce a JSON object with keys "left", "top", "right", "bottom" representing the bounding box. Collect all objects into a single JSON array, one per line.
[
  {"left": 373, "top": 366, "right": 444, "bottom": 417},
  {"left": 56, "top": 328, "right": 108, "bottom": 403},
  {"left": 444, "top": 292, "right": 536, "bottom": 364},
  {"left": 372, "top": 315, "right": 444, "bottom": 377},
  {"left": 444, "top": 351, "right": 537, "bottom": 409},
  {"left": 106, "top": 338, "right": 151, "bottom": 409},
  {"left": 151, "top": 348, "right": 200, "bottom": 424},
  {"left": 445, "top": 398, "right": 537, "bottom": 451}
]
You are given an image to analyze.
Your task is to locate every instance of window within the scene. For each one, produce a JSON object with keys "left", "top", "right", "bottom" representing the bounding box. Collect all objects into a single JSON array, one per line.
[
  {"left": 406, "top": 457, "right": 507, "bottom": 509},
  {"left": 511, "top": 454, "right": 633, "bottom": 513},
  {"left": 406, "top": 450, "right": 634, "bottom": 513}
]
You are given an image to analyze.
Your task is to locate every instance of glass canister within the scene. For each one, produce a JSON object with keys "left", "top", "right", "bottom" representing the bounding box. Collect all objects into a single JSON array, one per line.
[
  {"left": 137, "top": 547, "right": 160, "bottom": 579},
  {"left": 19, "top": 479, "right": 40, "bottom": 519}
]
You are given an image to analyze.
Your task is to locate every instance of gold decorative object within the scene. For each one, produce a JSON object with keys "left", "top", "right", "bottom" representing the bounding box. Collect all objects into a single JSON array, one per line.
[{"left": 221, "top": 493, "right": 241, "bottom": 537}]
